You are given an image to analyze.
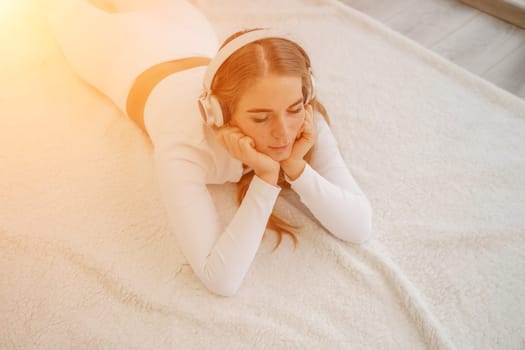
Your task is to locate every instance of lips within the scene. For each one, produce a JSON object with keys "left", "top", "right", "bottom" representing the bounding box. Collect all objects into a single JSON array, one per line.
[{"left": 269, "top": 144, "right": 290, "bottom": 151}]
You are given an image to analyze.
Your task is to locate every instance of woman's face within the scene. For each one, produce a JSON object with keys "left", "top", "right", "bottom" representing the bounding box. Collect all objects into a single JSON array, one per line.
[{"left": 230, "top": 74, "right": 306, "bottom": 162}]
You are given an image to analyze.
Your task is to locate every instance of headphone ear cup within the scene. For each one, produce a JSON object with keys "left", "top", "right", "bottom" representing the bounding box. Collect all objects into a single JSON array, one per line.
[
  {"left": 198, "top": 96, "right": 213, "bottom": 125},
  {"left": 308, "top": 74, "right": 316, "bottom": 102},
  {"left": 198, "top": 94, "right": 224, "bottom": 127},
  {"left": 208, "top": 95, "right": 224, "bottom": 127}
]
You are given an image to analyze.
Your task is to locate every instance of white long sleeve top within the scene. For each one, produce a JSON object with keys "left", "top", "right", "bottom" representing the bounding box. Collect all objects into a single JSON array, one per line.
[{"left": 145, "top": 67, "right": 373, "bottom": 297}]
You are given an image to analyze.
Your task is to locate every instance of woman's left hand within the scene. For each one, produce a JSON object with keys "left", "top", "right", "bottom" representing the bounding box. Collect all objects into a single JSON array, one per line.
[{"left": 281, "top": 104, "right": 317, "bottom": 180}]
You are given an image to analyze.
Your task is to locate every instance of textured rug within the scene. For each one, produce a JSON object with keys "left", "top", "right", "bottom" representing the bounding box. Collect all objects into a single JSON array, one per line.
[{"left": 1, "top": 0, "right": 524, "bottom": 349}]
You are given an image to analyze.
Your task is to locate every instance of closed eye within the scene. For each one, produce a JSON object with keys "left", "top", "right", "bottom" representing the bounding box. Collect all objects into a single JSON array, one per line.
[
  {"left": 252, "top": 117, "right": 268, "bottom": 123},
  {"left": 289, "top": 105, "right": 304, "bottom": 114},
  {"left": 252, "top": 107, "right": 303, "bottom": 122}
]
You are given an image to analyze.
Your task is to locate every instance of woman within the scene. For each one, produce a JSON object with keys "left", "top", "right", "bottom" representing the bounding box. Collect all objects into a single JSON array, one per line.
[{"left": 43, "top": 0, "right": 373, "bottom": 297}]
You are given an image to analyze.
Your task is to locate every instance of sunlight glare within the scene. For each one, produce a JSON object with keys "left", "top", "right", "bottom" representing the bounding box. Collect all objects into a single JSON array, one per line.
[
  {"left": 0, "top": 0, "right": 23, "bottom": 22},
  {"left": 0, "top": 0, "right": 13, "bottom": 16}
]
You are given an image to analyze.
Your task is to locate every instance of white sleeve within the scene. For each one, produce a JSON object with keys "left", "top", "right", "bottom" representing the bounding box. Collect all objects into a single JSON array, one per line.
[
  {"left": 285, "top": 115, "right": 373, "bottom": 243},
  {"left": 154, "top": 152, "right": 281, "bottom": 297}
]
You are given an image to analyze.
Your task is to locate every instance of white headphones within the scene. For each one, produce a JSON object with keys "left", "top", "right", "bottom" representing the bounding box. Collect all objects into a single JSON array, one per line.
[{"left": 198, "top": 28, "right": 316, "bottom": 127}]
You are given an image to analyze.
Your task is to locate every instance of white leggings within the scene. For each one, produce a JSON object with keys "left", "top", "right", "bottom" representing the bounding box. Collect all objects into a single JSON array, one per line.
[{"left": 43, "top": 0, "right": 219, "bottom": 119}]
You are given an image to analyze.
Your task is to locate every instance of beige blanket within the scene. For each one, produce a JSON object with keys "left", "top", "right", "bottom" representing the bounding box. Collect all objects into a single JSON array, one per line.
[{"left": 1, "top": 0, "right": 524, "bottom": 349}]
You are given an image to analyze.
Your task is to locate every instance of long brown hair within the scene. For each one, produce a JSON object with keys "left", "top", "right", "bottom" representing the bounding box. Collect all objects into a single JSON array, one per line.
[{"left": 212, "top": 28, "right": 330, "bottom": 251}]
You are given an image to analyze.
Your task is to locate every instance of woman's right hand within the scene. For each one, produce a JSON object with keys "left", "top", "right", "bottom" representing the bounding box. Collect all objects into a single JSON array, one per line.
[{"left": 215, "top": 126, "right": 280, "bottom": 186}]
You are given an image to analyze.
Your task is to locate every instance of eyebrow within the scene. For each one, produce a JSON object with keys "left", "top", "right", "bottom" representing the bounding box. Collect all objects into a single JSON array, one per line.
[{"left": 246, "top": 97, "right": 303, "bottom": 113}]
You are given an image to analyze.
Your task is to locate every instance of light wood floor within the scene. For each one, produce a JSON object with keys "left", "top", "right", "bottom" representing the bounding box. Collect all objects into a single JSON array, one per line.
[{"left": 339, "top": 0, "right": 525, "bottom": 100}]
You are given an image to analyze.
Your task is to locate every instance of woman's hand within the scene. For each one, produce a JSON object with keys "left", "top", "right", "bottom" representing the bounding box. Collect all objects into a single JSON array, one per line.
[
  {"left": 281, "top": 104, "right": 317, "bottom": 181},
  {"left": 216, "top": 126, "right": 280, "bottom": 186}
]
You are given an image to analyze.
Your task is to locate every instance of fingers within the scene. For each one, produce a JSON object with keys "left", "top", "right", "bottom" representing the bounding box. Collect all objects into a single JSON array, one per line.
[
  {"left": 305, "top": 104, "right": 314, "bottom": 123},
  {"left": 224, "top": 130, "right": 244, "bottom": 156},
  {"left": 239, "top": 135, "right": 255, "bottom": 150},
  {"left": 300, "top": 104, "right": 316, "bottom": 137},
  {"left": 286, "top": 105, "right": 318, "bottom": 162},
  {"left": 215, "top": 126, "right": 256, "bottom": 162},
  {"left": 215, "top": 126, "right": 241, "bottom": 147}
]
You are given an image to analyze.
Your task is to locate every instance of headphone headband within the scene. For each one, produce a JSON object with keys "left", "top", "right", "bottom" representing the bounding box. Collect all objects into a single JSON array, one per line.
[
  {"left": 202, "top": 28, "right": 292, "bottom": 93},
  {"left": 198, "top": 28, "right": 315, "bottom": 127}
]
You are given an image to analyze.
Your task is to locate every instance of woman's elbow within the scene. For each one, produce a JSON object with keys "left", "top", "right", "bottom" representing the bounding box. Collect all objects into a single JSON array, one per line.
[
  {"left": 209, "top": 284, "right": 240, "bottom": 297},
  {"left": 202, "top": 276, "right": 243, "bottom": 297},
  {"left": 196, "top": 260, "right": 246, "bottom": 297}
]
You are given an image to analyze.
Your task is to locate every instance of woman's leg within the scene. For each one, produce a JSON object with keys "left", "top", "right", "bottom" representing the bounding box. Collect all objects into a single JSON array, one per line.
[
  {"left": 42, "top": 0, "right": 219, "bottom": 115},
  {"left": 88, "top": 0, "right": 175, "bottom": 13}
]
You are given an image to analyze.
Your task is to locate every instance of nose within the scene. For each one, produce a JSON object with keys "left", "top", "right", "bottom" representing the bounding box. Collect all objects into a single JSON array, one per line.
[{"left": 271, "top": 115, "right": 288, "bottom": 140}]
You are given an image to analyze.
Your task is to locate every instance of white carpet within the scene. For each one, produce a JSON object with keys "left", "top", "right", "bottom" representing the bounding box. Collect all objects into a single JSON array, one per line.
[{"left": 1, "top": 0, "right": 524, "bottom": 349}]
